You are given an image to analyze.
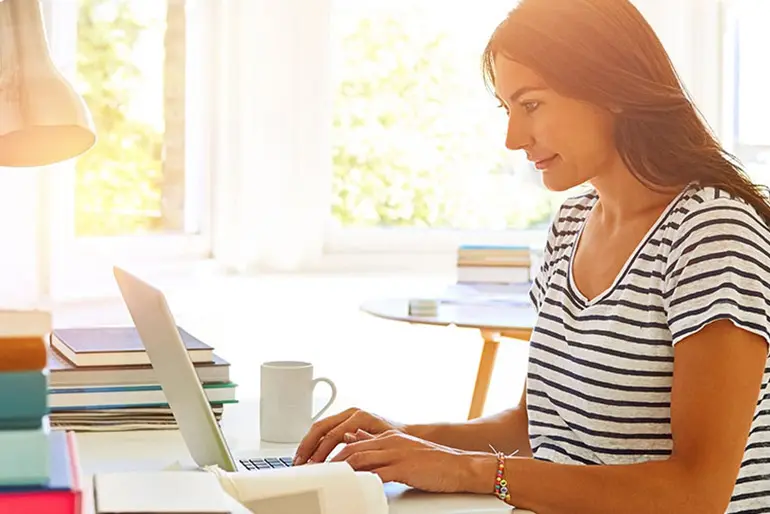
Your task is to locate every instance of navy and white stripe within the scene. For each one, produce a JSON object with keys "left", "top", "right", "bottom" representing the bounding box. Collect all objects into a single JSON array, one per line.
[{"left": 527, "top": 184, "right": 770, "bottom": 514}]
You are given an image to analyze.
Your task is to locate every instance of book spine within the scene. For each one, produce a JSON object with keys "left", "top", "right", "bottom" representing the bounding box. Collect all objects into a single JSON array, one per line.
[
  {"left": 0, "top": 371, "right": 48, "bottom": 422},
  {"left": 48, "top": 384, "right": 237, "bottom": 410},
  {"left": 0, "top": 419, "right": 50, "bottom": 486},
  {"left": 66, "top": 431, "right": 83, "bottom": 514},
  {"left": 0, "top": 417, "right": 44, "bottom": 430},
  {"left": 456, "top": 266, "right": 531, "bottom": 284},
  {"left": 0, "top": 337, "right": 47, "bottom": 371},
  {"left": 456, "top": 259, "right": 531, "bottom": 267},
  {"left": 0, "top": 310, "right": 52, "bottom": 338},
  {"left": 0, "top": 492, "right": 75, "bottom": 514}
]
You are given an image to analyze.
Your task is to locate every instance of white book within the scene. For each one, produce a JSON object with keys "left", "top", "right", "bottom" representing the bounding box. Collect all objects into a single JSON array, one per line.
[
  {"left": 0, "top": 309, "right": 51, "bottom": 337},
  {"left": 457, "top": 265, "right": 530, "bottom": 284}
]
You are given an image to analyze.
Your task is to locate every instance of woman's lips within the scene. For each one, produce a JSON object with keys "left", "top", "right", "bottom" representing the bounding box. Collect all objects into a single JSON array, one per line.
[{"left": 534, "top": 155, "right": 559, "bottom": 170}]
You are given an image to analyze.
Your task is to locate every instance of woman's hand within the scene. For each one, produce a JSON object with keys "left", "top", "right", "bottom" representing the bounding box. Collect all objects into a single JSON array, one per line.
[
  {"left": 293, "top": 408, "right": 405, "bottom": 465},
  {"left": 330, "top": 429, "right": 496, "bottom": 494}
]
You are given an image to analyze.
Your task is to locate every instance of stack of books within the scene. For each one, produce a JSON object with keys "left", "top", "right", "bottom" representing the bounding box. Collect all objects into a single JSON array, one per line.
[
  {"left": 456, "top": 244, "right": 532, "bottom": 285},
  {"left": 0, "top": 310, "right": 82, "bottom": 513},
  {"left": 47, "top": 326, "right": 235, "bottom": 431}
]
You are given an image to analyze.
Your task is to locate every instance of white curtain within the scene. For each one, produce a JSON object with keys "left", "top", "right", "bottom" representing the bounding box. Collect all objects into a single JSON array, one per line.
[
  {"left": 632, "top": 0, "right": 724, "bottom": 135},
  {"left": 207, "top": 0, "right": 334, "bottom": 273},
  {"left": 0, "top": 0, "right": 73, "bottom": 307}
]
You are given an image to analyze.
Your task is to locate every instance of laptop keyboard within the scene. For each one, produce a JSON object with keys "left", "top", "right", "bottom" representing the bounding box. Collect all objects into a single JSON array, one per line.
[{"left": 239, "top": 456, "right": 294, "bottom": 471}]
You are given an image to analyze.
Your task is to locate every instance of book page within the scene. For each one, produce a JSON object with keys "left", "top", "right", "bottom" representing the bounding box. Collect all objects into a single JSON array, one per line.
[
  {"left": 248, "top": 490, "right": 323, "bottom": 514},
  {"left": 205, "top": 462, "right": 388, "bottom": 514}
]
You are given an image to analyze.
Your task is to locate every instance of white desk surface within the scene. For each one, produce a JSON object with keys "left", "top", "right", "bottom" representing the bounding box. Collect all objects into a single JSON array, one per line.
[{"left": 76, "top": 398, "right": 531, "bottom": 513}]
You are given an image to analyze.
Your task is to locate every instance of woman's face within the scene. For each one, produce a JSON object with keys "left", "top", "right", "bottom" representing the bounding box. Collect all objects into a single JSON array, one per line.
[{"left": 493, "top": 55, "right": 620, "bottom": 192}]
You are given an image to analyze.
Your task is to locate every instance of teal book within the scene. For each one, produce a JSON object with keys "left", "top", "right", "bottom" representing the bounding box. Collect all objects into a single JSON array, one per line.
[
  {"left": 48, "top": 381, "right": 237, "bottom": 410},
  {"left": 0, "top": 370, "right": 48, "bottom": 425},
  {"left": 0, "top": 417, "right": 43, "bottom": 430},
  {"left": 0, "top": 417, "right": 50, "bottom": 486}
]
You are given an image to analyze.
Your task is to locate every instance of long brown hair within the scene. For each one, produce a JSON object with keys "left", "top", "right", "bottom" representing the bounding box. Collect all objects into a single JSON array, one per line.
[{"left": 482, "top": 0, "right": 770, "bottom": 222}]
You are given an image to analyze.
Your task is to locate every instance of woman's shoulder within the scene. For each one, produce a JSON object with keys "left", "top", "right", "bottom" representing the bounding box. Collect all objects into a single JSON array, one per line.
[
  {"left": 551, "top": 188, "right": 598, "bottom": 231},
  {"left": 663, "top": 183, "right": 770, "bottom": 273},
  {"left": 671, "top": 183, "right": 770, "bottom": 236}
]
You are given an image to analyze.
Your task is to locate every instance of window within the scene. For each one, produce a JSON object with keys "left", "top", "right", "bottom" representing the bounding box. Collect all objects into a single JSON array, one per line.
[
  {"left": 44, "top": 0, "right": 211, "bottom": 299},
  {"left": 326, "top": 1, "right": 576, "bottom": 255},
  {"left": 722, "top": 0, "right": 770, "bottom": 188},
  {"left": 74, "top": 0, "right": 195, "bottom": 237},
  {"left": 325, "top": 0, "right": 765, "bottom": 263}
]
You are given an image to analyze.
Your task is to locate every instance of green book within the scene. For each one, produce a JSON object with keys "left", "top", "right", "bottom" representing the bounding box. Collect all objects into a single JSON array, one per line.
[
  {"left": 0, "top": 371, "right": 48, "bottom": 425},
  {"left": 0, "top": 417, "right": 50, "bottom": 486}
]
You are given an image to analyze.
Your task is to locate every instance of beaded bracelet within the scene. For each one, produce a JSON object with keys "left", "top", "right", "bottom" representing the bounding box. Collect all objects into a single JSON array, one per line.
[{"left": 489, "top": 444, "right": 518, "bottom": 502}]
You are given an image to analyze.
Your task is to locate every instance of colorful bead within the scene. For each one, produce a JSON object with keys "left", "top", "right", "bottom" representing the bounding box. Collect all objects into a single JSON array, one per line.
[{"left": 490, "top": 446, "right": 511, "bottom": 502}]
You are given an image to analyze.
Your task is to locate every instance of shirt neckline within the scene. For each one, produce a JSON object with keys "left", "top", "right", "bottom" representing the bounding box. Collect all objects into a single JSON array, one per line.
[{"left": 566, "top": 184, "right": 693, "bottom": 308}]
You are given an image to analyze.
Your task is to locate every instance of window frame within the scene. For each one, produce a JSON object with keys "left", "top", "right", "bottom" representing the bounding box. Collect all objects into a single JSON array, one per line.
[{"left": 43, "top": 0, "right": 213, "bottom": 300}]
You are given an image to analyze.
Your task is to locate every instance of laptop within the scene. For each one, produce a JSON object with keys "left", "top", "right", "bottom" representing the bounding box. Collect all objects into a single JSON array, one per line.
[{"left": 112, "top": 265, "right": 294, "bottom": 472}]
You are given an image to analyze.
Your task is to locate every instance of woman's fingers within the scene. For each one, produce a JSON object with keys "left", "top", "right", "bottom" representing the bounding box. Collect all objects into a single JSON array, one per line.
[
  {"left": 347, "top": 429, "right": 374, "bottom": 442},
  {"left": 371, "top": 465, "right": 402, "bottom": 484},
  {"left": 330, "top": 437, "right": 379, "bottom": 463},
  {"left": 331, "top": 431, "right": 400, "bottom": 462},
  {"left": 343, "top": 450, "right": 400, "bottom": 472},
  {"left": 294, "top": 407, "right": 358, "bottom": 464},
  {"left": 307, "top": 416, "right": 372, "bottom": 464}
]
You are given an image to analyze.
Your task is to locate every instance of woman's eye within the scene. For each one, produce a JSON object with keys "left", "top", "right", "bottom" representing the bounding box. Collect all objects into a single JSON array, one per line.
[{"left": 521, "top": 101, "right": 540, "bottom": 114}]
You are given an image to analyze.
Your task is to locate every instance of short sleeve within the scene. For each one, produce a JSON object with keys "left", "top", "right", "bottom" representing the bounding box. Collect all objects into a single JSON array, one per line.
[
  {"left": 663, "top": 197, "right": 770, "bottom": 347},
  {"left": 529, "top": 206, "right": 564, "bottom": 312}
]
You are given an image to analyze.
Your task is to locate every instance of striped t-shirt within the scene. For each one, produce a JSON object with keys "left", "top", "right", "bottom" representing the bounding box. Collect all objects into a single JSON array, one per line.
[{"left": 527, "top": 183, "right": 770, "bottom": 513}]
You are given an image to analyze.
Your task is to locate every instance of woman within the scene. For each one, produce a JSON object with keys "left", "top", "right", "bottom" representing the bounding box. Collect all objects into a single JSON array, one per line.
[{"left": 295, "top": 0, "right": 770, "bottom": 512}]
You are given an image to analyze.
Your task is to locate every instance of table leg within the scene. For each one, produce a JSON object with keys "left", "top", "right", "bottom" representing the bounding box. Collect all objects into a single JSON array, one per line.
[{"left": 468, "top": 330, "right": 500, "bottom": 420}]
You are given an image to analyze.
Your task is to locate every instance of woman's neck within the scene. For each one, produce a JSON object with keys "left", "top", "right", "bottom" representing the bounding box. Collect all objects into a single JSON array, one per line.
[{"left": 589, "top": 161, "right": 682, "bottom": 225}]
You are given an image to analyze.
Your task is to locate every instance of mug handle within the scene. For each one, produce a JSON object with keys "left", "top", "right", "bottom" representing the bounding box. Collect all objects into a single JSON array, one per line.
[{"left": 311, "top": 377, "right": 337, "bottom": 422}]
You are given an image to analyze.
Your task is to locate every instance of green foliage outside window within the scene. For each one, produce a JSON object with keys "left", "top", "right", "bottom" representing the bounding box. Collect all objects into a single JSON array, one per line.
[
  {"left": 74, "top": 2, "right": 560, "bottom": 237},
  {"left": 74, "top": 0, "right": 164, "bottom": 237},
  {"left": 330, "top": 10, "right": 562, "bottom": 230}
]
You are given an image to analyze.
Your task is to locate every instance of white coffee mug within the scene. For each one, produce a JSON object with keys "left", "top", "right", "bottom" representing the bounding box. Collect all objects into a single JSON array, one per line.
[{"left": 259, "top": 361, "right": 337, "bottom": 443}]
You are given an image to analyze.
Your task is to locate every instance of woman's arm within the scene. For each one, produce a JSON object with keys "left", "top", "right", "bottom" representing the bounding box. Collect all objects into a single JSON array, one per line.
[
  {"left": 464, "top": 320, "right": 767, "bottom": 514},
  {"left": 404, "top": 385, "right": 532, "bottom": 456}
]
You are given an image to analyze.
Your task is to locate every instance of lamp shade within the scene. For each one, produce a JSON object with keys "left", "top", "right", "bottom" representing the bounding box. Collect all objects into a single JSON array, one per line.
[{"left": 0, "top": 0, "right": 96, "bottom": 167}]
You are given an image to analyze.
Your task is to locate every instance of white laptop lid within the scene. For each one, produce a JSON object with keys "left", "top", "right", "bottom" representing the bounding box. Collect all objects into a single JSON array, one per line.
[{"left": 113, "top": 266, "right": 238, "bottom": 472}]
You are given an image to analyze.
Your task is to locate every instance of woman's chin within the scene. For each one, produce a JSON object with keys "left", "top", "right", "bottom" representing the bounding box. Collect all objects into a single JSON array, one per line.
[
  {"left": 541, "top": 172, "right": 575, "bottom": 193},
  {"left": 540, "top": 164, "right": 586, "bottom": 193}
]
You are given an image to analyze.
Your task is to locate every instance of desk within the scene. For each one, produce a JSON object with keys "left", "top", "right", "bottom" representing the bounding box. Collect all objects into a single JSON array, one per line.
[
  {"left": 77, "top": 399, "right": 528, "bottom": 513},
  {"left": 361, "top": 290, "right": 536, "bottom": 419}
]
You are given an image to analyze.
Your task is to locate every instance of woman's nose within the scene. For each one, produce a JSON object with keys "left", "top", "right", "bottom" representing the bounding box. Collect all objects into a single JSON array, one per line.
[{"left": 505, "top": 118, "right": 533, "bottom": 151}]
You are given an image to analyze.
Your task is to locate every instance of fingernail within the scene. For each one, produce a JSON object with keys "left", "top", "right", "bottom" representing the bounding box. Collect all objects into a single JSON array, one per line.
[
  {"left": 307, "top": 458, "right": 314, "bottom": 464},
  {"left": 343, "top": 432, "right": 355, "bottom": 443}
]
